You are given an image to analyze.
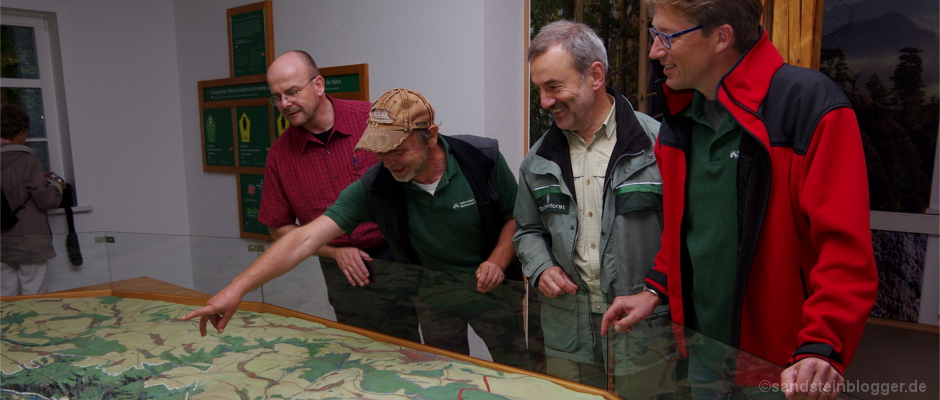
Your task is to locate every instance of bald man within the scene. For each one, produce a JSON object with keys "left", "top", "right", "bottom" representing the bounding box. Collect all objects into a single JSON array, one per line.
[{"left": 259, "top": 51, "right": 420, "bottom": 342}]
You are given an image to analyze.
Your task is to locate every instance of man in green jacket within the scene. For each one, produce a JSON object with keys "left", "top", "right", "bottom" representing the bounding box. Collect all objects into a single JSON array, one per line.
[{"left": 513, "top": 20, "right": 673, "bottom": 397}]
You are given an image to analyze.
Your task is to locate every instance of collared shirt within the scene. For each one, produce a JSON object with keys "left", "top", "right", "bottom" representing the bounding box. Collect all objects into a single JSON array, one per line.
[
  {"left": 258, "top": 96, "right": 384, "bottom": 249},
  {"left": 324, "top": 136, "right": 518, "bottom": 273},
  {"left": 683, "top": 90, "right": 741, "bottom": 344},
  {"left": 563, "top": 95, "right": 617, "bottom": 311}
]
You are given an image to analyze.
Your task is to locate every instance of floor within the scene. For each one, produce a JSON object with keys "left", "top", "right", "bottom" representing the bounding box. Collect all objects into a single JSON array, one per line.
[{"left": 845, "top": 323, "right": 939, "bottom": 400}]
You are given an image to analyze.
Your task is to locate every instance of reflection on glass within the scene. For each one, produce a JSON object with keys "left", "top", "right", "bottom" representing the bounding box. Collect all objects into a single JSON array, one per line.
[
  {"left": 610, "top": 313, "right": 864, "bottom": 400},
  {"left": 822, "top": 0, "right": 939, "bottom": 214},
  {"left": 412, "top": 268, "right": 535, "bottom": 370},
  {"left": 316, "top": 258, "right": 422, "bottom": 343},
  {"left": 0, "top": 87, "right": 46, "bottom": 139},
  {"left": 0, "top": 233, "right": 875, "bottom": 398},
  {"left": 0, "top": 25, "right": 40, "bottom": 79}
]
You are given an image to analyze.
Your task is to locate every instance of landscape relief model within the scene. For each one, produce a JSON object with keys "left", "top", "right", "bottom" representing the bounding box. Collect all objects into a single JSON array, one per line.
[{"left": 1, "top": 297, "right": 603, "bottom": 400}]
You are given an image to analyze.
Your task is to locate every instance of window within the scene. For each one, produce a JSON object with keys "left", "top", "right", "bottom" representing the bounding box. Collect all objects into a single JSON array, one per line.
[{"left": 1, "top": 10, "right": 70, "bottom": 182}]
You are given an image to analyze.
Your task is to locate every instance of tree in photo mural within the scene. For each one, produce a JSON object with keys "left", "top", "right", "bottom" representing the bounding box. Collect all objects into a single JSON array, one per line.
[
  {"left": 821, "top": 0, "right": 939, "bottom": 214},
  {"left": 529, "top": 0, "right": 646, "bottom": 147},
  {"left": 821, "top": 45, "right": 938, "bottom": 214}
]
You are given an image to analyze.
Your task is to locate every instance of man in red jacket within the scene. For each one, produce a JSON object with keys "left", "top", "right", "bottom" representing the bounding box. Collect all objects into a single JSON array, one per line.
[{"left": 601, "top": 1, "right": 878, "bottom": 399}]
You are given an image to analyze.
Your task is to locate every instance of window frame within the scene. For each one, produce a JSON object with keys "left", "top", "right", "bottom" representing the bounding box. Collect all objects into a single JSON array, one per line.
[{"left": 2, "top": 10, "right": 72, "bottom": 189}]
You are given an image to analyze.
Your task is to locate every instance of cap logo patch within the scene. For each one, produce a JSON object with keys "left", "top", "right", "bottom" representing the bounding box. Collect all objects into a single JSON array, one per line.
[{"left": 370, "top": 109, "right": 395, "bottom": 124}]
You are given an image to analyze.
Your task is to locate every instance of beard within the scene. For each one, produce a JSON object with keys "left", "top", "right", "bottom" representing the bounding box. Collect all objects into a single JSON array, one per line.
[{"left": 389, "top": 139, "right": 429, "bottom": 182}]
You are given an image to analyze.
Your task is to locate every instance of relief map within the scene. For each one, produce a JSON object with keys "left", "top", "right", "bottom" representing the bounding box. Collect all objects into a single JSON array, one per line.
[{"left": 1, "top": 296, "right": 603, "bottom": 400}]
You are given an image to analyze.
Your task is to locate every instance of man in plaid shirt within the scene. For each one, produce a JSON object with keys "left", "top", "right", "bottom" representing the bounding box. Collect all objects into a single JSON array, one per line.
[{"left": 259, "top": 51, "right": 420, "bottom": 342}]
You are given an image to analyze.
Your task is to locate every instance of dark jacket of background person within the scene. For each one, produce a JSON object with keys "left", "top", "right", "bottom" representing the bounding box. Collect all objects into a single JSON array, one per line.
[{"left": 1, "top": 143, "right": 63, "bottom": 263}]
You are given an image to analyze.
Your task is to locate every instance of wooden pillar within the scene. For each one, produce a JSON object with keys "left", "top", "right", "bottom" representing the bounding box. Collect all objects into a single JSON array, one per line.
[
  {"left": 638, "top": 0, "right": 650, "bottom": 114},
  {"left": 767, "top": 0, "right": 824, "bottom": 69}
]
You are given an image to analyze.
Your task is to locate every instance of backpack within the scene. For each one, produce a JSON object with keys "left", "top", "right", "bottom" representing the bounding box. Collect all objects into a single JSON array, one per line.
[{"left": 1, "top": 188, "right": 25, "bottom": 230}]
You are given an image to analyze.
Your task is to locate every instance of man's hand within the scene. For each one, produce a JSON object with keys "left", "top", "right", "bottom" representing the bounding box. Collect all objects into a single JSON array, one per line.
[
  {"left": 329, "top": 246, "right": 373, "bottom": 287},
  {"left": 537, "top": 266, "right": 578, "bottom": 298},
  {"left": 781, "top": 357, "right": 844, "bottom": 399},
  {"left": 180, "top": 285, "right": 245, "bottom": 336},
  {"left": 600, "top": 292, "right": 659, "bottom": 336},
  {"left": 476, "top": 261, "right": 505, "bottom": 293}
]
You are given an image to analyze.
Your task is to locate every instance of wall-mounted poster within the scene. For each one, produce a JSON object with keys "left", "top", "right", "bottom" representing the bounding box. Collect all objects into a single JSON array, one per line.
[
  {"left": 202, "top": 108, "right": 235, "bottom": 167},
  {"left": 319, "top": 64, "right": 369, "bottom": 101},
  {"left": 235, "top": 106, "right": 270, "bottom": 168},
  {"left": 238, "top": 173, "right": 267, "bottom": 238},
  {"left": 198, "top": 76, "right": 272, "bottom": 174},
  {"left": 273, "top": 107, "right": 289, "bottom": 138},
  {"left": 227, "top": 1, "right": 273, "bottom": 78}
]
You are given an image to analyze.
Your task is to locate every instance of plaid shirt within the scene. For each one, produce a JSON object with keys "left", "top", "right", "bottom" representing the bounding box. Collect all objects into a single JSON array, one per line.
[{"left": 259, "top": 96, "right": 384, "bottom": 249}]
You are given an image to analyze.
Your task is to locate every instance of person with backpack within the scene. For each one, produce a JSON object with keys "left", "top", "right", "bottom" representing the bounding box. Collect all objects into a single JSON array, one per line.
[
  {"left": 184, "top": 88, "right": 537, "bottom": 371},
  {"left": 1, "top": 104, "right": 66, "bottom": 296}
]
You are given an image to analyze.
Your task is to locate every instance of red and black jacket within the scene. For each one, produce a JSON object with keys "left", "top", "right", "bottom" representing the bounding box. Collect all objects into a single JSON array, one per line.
[{"left": 646, "top": 29, "right": 878, "bottom": 378}]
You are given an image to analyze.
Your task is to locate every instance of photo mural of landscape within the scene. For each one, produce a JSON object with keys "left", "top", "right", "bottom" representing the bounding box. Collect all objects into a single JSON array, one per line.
[
  {"left": 822, "top": 0, "right": 938, "bottom": 214},
  {"left": 822, "top": 0, "right": 938, "bottom": 323}
]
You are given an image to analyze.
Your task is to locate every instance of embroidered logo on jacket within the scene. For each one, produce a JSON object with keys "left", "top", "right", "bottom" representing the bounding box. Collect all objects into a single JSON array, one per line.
[
  {"left": 533, "top": 185, "right": 569, "bottom": 214},
  {"left": 453, "top": 199, "right": 477, "bottom": 209}
]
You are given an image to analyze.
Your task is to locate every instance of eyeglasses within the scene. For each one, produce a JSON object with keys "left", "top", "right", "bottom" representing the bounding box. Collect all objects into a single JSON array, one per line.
[
  {"left": 268, "top": 76, "right": 317, "bottom": 106},
  {"left": 648, "top": 25, "right": 704, "bottom": 49}
]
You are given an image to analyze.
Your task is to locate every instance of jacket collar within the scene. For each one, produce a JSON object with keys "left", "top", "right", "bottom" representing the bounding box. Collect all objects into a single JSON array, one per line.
[
  {"left": 660, "top": 27, "right": 783, "bottom": 118},
  {"left": 1, "top": 143, "right": 34, "bottom": 154}
]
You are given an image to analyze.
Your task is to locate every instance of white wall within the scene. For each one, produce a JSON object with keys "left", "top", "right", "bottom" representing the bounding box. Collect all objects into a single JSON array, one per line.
[
  {"left": 5, "top": 0, "right": 192, "bottom": 235},
  {"left": 174, "top": 0, "right": 253, "bottom": 238},
  {"left": 174, "top": 0, "right": 526, "bottom": 237},
  {"left": 5, "top": 0, "right": 525, "bottom": 238}
]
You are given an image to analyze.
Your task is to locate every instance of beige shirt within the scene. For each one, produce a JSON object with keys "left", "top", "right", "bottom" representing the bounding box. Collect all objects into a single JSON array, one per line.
[{"left": 563, "top": 95, "right": 617, "bottom": 313}]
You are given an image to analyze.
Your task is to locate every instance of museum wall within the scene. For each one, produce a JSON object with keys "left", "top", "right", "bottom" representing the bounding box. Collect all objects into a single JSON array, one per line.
[
  {"left": 4, "top": 0, "right": 192, "bottom": 236},
  {"left": 1, "top": 0, "right": 525, "bottom": 239},
  {"left": 175, "top": 0, "right": 526, "bottom": 238}
]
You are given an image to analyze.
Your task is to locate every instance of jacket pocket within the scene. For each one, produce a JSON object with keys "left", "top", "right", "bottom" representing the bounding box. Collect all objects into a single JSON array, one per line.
[
  {"left": 614, "top": 182, "right": 662, "bottom": 214},
  {"left": 539, "top": 292, "right": 582, "bottom": 353},
  {"left": 533, "top": 184, "right": 571, "bottom": 214}
]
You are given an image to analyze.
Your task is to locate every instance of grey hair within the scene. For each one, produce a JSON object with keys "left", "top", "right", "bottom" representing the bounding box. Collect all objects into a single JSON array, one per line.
[
  {"left": 528, "top": 20, "right": 608, "bottom": 77},
  {"left": 411, "top": 129, "right": 434, "bottom": 149}
]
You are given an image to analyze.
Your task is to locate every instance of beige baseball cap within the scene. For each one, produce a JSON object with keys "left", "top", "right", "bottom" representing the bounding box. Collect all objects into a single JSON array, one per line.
[{"left": 355, "top": 88, "right": 435, "bottom": 152}]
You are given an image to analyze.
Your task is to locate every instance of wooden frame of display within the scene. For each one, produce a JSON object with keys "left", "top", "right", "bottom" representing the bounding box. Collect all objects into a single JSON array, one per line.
[
  {"left": 227, "top": 1, "right": 274, "bottom": 78},
  {"left": 318, "top": 64, "right": 370, "bottom": 101},
  {"left": 2, "top": 277, "right": 619, "bottom": 400}
]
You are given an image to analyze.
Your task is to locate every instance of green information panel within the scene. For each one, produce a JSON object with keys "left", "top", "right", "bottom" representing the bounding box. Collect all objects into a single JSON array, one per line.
[
  {"left": 203, "top": 108, "right": 235, "bottom": 166},
  {"left": 235, "top": 106, "right": 270, "bottom": 167},
  {"left": 323, "top": 73, "right": 360, "bottom": 93},
  {"left": 273, "top": 108, "right": 289, "bottom": 138},
  {"left": 231, "top": 9, "right": 267, "bottom": 77},
  {"left": 240, "top": 174, "right": 266, "bottom": 235},
  {"left": 204, "top": 82, "right": 270, "bottom": 102}
]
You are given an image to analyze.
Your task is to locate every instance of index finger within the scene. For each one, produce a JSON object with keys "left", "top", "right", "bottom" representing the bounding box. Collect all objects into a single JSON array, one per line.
[{"left": 181, "top": 304, "right": 219, "bottom": 322}]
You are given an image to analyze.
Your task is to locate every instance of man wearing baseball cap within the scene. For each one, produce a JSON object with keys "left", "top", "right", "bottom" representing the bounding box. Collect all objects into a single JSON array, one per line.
[{"left": 184, "top": 88, "right": 536, "bottom": 370}]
